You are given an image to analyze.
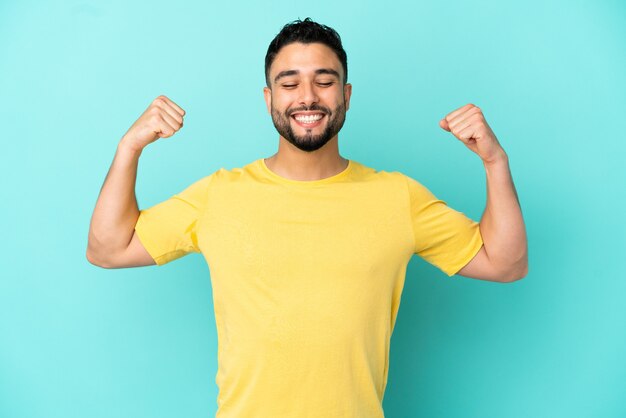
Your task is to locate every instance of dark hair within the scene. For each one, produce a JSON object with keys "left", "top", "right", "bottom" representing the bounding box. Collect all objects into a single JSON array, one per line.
[{"left": 265, "top": 17, "right": 348, "bottom": 87}]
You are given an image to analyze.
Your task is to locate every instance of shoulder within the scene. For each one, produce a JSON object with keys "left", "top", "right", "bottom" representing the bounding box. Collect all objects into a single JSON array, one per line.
[
  {"left": 359, "top": 166, "right": 438, "bottom": 203},
  {"left": 349, "top": 160, "right": 412, "bottom": 184},
  {"left": 347, "top": 162, "right": 426, "bottom": 204},
  {"left": 194, "top": 160, "right": 257, "bottom": 186}
]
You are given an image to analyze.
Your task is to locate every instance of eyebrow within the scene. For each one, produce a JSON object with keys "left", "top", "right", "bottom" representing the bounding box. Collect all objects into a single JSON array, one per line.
[{"left": 273, "top": 68, "right": 341, "bottom": 84}]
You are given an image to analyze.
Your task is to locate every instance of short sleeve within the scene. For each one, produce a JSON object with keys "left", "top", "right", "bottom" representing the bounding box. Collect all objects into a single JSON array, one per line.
[
  {"left": 405, "top": 175, "right": 484, "bottom": 277},
  {"left": 134, "top": 174, "right": 213, "bottom": 266}
]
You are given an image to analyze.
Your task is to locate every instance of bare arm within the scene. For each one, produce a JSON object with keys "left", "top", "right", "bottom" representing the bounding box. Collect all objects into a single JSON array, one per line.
[
  {"left": 438, "top": 103, "right": 528, "bottom": 282},
  {"left": 457, "top": 152, "right": 528, "bottom": 281},
  {"left": 86, "top": 141, "right": 153, "bottom": 268},
  {"left": 86, "top": 95, "right": 186, "bottom": 268}
]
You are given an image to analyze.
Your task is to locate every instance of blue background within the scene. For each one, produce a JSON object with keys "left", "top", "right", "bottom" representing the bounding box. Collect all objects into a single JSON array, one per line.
[{"left": 1, "top": 0, "right": 625, "bottom": 417}]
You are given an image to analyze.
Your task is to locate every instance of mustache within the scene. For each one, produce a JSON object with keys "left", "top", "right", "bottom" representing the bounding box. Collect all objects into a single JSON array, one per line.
[{"left": 287, "top": 104, "right": 332, "bottom": 116}]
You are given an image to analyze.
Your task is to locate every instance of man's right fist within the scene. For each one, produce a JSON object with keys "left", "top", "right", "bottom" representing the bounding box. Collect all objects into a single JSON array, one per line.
[{"left": 120, "top": 95, "right": 186, "bottom": 152}]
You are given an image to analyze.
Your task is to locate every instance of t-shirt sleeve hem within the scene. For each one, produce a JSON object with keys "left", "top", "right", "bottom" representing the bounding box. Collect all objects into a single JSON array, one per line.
[
  {"left": 134, "top": 215, "right": 168, "bottom": 267},
  {"left": 442, "top": 226, "right": 484, "bottom": 277}
]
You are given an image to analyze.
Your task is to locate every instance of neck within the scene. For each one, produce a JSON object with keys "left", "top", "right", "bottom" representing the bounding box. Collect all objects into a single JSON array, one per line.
[{"left": 264, "top": 135, "right": 348, "bottom": 181}]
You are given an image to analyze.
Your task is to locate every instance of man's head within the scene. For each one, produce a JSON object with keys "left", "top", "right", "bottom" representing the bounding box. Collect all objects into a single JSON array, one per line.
[
  {"left": 263, "top": 18, "right": 352, "bottom": 152},
  {"left": 265, "top": 18, "right": 348, "bottom": 88}
]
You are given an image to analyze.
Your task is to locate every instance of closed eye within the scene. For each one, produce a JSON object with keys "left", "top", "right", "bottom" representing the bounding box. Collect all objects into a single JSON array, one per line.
[{"left": 281, "top": 82, "right": 335, "bottom": 89}]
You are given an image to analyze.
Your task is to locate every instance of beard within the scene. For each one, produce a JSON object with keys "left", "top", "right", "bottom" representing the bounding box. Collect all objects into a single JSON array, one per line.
[{"left": 270, "top": 101, "right": 347, "bottom": 152}]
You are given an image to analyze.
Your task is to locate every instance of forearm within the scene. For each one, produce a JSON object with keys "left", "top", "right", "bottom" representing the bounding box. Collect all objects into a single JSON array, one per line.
[
  {"left": 87, "top": 137, "right": 143, "bottom": 260},
  {"left": 479, "top": 150, "right": 528, "bottom": 278}
]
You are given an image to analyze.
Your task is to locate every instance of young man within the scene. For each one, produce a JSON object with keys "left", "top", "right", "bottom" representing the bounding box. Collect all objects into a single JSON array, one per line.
[{"left": 87, "top": 18, "right": 527, "bottom": 418}]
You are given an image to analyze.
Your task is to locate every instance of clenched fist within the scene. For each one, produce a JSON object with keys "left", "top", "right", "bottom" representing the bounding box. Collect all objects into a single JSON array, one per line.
[
  {"left": 439, "top": 103, "right": 506, "bottom": 165},
  {"left": 120, "top": 95, "right": 186, "bottom": 152}
]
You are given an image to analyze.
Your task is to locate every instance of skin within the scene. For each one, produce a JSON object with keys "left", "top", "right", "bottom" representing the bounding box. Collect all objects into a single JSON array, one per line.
[
  {"left": 86, "top": 96, "right": 185, "bottom": 268},
  {"left": 87, "top": 41, "right": 528, "bottom": 283},
  {"left": 439, "top": 104, "right": 528, "bottom": 282},
  {"left": 263, "top": 42, "right": 352, "bottom": 181}
]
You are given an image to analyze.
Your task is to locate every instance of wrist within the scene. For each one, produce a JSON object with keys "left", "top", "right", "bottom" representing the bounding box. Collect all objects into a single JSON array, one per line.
[
  {"left": 118, "top": 136, "right": 144, "bottom": 157},
  {"left": 482, "top": 148, "right": 508, "bottom": 167}
]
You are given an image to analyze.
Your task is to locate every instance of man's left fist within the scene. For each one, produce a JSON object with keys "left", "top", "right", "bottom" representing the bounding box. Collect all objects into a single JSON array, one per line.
[{"left": 439, "top": 103, "right": 506, "bottom": 164}]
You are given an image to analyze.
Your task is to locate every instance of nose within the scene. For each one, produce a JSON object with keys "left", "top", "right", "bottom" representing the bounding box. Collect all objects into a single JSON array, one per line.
[{"left": 297, "top": 82, "right": 319, "bottom": 108}]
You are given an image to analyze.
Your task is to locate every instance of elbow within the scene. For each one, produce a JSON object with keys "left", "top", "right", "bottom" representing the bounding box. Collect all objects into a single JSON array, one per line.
[
  {"left": 86, "top": 240, "right": 115, "bottom": 269},
  {"left": 86, "top": 248, "right": 109, "bottom": 268},
  {"left": 500, "top": 261, "right": 529, "bottom": 283}
]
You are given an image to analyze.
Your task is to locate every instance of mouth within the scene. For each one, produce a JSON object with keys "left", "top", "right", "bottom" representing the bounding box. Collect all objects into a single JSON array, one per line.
[{"left": 290, "top": 112, "right": 326, "bottom": 128}]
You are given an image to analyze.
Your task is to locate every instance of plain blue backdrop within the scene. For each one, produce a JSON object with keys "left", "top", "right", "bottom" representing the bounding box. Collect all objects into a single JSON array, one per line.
[{"left": 1, "top": 0, "right": 625, "bottom": 417}]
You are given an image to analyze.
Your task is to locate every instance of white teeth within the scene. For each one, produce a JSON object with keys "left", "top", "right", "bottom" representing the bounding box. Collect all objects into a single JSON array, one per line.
[{"left": 294, "top": 114, "right": 323, "bottom": 123}]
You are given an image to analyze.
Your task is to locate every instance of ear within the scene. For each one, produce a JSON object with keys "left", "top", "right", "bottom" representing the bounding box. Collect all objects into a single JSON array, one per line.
[
  {"left": 263, "top": 86, "right": 272, "bottom": 115},
  {"left": 343, "top": 83, "right": 352, "bottom": 111}
]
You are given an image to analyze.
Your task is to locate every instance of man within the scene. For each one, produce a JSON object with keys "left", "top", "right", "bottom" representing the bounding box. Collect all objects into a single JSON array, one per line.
[{"left": 87, "top": 17, "right": 527, "bottom": 418}]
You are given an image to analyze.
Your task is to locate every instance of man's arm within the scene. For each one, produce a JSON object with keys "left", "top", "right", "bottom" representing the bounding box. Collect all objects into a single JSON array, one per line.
[
  {"left": 457, "top": 151, "right": 528, "bottom": 282},
  {"left": 439, "top": 103, "right": 528, "bottom": 282},
  {"left": 86, "top": 95, "right": 185, "bottom": 268},
  {"left": 86, "top": 142, "right": 155, "bottom": 268}
]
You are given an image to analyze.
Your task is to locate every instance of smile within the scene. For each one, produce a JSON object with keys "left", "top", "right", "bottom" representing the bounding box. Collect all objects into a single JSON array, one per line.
[{"left": 291, "top": 112, "right": 325, "bottom": 127}]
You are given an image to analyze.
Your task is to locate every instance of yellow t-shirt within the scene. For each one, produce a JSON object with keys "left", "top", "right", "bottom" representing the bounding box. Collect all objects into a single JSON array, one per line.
[{"left": 135, "top": 158, "right": 483, "bottom": 418}]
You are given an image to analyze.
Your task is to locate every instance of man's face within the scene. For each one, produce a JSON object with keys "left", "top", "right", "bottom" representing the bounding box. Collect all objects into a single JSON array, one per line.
[{"left": 263, "top": 42, "right": 352, "bottom": 152}]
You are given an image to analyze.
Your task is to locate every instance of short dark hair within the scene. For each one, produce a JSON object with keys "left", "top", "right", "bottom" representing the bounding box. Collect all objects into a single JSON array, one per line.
[{"left": 265, "top": 17, "right": 348, "bottom": 87}]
